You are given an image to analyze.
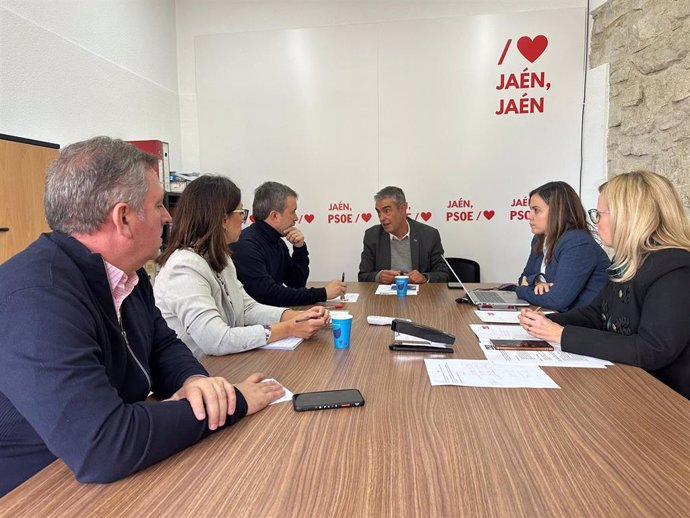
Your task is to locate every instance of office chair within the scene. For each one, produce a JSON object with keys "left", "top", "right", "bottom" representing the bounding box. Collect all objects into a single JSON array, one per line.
[{"left": 445, "top": 257, "right": 480, "bottom": 283}]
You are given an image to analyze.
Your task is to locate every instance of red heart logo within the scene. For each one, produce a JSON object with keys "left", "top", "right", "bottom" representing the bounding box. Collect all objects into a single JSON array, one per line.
[
  {"left": 517, "top": 35, "right": 548, "bottom": 63},
  {"left": 483, "top": 210, "right": 495, "bottom": 220},
  {"left": 420, "top": 212, "right": 432, "bottom": 222},
  {"left": 361, "top": 213, "right": 372, "bottom": 222},
  {"left": 304, "top": 214, "right": 314, "bottom": 223},
  {"left": 249, "top": 215, "right": 255, "bottom": 223}
]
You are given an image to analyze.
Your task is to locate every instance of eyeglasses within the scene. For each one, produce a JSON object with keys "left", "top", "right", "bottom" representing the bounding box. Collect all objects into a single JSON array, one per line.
[
  {"left": 231, "top": 208, "right": 249, "bottom": 223},
  {"left": 587, "top": 208, "right": 609, "bottom": 224}
]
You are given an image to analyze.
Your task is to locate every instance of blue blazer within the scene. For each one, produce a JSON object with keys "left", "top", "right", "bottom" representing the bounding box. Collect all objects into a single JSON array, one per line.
[{"left": 516, "top": 229, "right": 610, "bottom": 312}]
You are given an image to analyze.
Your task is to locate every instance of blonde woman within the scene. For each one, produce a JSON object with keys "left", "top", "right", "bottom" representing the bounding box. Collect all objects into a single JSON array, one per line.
[{"left": 519, "top": 171, "right": 690, "bottom": 399}]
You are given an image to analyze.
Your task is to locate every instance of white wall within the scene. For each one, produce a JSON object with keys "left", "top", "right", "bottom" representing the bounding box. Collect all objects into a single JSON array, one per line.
[
  {"left": 581, "top": 63, "right": 609, "bottom": 212},
  {"left": 175, "top": 0, "right": 587, "bottom": 171},
  {"left": 0, "top": 0, "right": 605, "bottom": 281},
  {"left": 177, "top": 1, "right": 590, "bottom": 282},
  {"left": 0, "top": 0, "right": 182, "bottom": 167},
  {"left": 194, "top": 10, "right": 587, "bottom": 282}
]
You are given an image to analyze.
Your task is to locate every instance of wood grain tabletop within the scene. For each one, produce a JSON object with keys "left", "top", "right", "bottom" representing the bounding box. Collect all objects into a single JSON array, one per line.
[{"left": 2, "top": 283, "right": 689, "bottom": 517}]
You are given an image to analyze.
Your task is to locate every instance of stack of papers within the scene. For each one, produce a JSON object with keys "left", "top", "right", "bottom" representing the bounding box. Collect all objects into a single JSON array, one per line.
[
  {"left": 473, "top": 310, "right": 552, "bottom": 324},
  {"left": 469, "top": 324, "right": 612, "bottom": 368},
  {"left": 261, "top": 337, "right": 303, "bottom": 350},
  {"left": 375, "top": 284, "right": 419, "bottom": 295}
]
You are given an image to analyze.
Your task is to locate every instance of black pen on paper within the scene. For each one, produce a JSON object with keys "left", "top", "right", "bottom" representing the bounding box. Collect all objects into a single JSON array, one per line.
[{"left": 295, "top": 315, "right": 322, "bottom": 323}]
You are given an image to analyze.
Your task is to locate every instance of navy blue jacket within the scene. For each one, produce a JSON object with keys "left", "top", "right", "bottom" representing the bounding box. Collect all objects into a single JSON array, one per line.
[
  {"left": 516, "top": 229, "right": 610, "bottom": 311},
  {"left": 549, "top": 249, "right": 690, "bottom": 399},
  {"left": 0, "top": 232, "right": 247, "bottom": 496},
  {"left": 230, "top": 220, "right": 327, "bottom": 306}
]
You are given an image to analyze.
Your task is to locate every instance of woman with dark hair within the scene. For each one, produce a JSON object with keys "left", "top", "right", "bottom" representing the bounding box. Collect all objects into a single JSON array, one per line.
[
  {"left": 154, "top": 175, "right": 328, "bottom": 358},
  {"left": 520, "top": 171, "right": 690, "bottom": 398},
  {"left": 515, "top": 181, "right": 610, "bottom": 311}
]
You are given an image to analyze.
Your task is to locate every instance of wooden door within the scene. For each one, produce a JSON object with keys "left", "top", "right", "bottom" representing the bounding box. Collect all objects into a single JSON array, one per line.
[{"left": 0, "top": 135, "right": 59, "bottom": 264}]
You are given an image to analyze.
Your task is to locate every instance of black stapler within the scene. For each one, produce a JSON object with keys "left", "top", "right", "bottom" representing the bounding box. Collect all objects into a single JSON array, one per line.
[{"left": 389, "top": 319, "right": 455, "bottom": 353}]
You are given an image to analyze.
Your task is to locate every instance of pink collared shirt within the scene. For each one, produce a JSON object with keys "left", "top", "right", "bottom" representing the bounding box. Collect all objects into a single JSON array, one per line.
[
  {"left": 104, "top": 260, "right": 139, "bottom": 319},
  {"left": 104, "top": 261, "right": 205, "bottom": 386}
]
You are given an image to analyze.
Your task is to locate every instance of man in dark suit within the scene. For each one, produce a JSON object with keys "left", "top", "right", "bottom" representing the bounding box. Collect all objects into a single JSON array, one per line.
[{"left": 358, "top": 186, "right": 449, "bottom": 284}]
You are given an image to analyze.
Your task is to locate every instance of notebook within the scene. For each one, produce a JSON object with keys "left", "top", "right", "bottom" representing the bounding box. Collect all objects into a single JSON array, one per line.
[
  {"left": 442, "top": 256, "right": 529, "bottom": 309},
  {"left": 261, "top": 336, "right": 303, "bottom": 350}
]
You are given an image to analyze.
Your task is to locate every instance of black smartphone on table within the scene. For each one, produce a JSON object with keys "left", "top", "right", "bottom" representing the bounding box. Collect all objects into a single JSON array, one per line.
[
  {"left": 293, "top": 389, "right": 365, "bottom": 412},
  {"left": 489, "top": 339, "right": 554, "bottom": 351},
  {"left": 389, "top": 343, "right": 454, "bottom": 353}
]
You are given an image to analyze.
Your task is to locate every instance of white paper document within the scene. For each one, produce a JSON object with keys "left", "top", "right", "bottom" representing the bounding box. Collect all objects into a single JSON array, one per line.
[
  {"left": 261, "top": 336, "right": 303, "bottom": 350},
  {"left": 424, "top": 359, "right": 560, "bottom": 389},
  {"left": 327, "top": 293, "right": 360, "bottom": 302},
  {"left": 469, "top": 324, "right": 612, "bottom": 368},
  {"left": 469, "top": 324, "right": 539, "bottom": 341},
  {"left": 479, "top": 342, "right": 611, "bottom": 368},
  {"left": 375, "top": 284, "right": 419, "bottom": 295},
  {"left": 473, "top": 310, "right": 553, "bottom": 324},
  {"left": 262, "top": 378, "right": 294, "bottom": 405}
]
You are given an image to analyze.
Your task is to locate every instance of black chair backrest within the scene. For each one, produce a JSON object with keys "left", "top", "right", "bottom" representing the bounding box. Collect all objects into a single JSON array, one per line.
[{"left": 446, "top": 257, "right": 480, "bottom": 283}]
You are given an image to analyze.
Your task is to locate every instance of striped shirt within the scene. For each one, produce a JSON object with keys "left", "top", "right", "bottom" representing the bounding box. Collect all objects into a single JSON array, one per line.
[{"left": 104, "top": 260, "right": 139, "bottom": 319}]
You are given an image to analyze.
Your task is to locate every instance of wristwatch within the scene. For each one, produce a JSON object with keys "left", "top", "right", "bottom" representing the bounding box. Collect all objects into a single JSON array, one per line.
[{"left": 263, "top": 325, "right": 272, "bottom": 343}]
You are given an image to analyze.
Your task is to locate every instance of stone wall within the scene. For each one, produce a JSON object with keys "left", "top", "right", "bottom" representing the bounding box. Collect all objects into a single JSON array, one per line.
[{"left": 590, "top": 0, "right": 690, "bottom": 205}]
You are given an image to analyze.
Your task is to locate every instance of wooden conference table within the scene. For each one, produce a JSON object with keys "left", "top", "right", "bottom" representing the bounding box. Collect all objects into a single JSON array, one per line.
[{"left": 3, "top": 283, "right": 689, "bottom": 517}]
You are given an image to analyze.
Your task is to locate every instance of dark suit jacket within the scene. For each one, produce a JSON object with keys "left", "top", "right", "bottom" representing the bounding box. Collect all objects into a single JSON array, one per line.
[
  {"left": 358, "top": 218, "right": 449, "bottom": 282},
  {"left": 549, "top": 248, "right": 690, "bottom": 399}
]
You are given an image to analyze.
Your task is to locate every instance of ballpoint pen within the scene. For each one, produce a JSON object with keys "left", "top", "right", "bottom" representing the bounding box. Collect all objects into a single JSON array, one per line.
[
  {"left": 295, "top": 315, "right": 323, "bottom": 323},
  {"left": 340, "top": 272, "right": 345, "bottom": 300}
]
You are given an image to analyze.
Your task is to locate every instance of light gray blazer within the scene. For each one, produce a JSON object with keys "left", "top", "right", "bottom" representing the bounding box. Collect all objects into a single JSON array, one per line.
[{"left": 154, "top": 249, "right": 285, "bottom": 359}]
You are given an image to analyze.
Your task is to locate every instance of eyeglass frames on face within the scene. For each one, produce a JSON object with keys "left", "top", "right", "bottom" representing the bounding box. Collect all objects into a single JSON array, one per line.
[
  {"left": 231, "top": 208, "right": 249, "bottom": 222},
  {"left": 588, "top": 208, "right": 609, "bottom": 224}
]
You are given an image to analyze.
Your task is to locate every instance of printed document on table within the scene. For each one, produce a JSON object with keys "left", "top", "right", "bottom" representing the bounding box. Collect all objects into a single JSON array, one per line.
[
  {"left": 327, "top": 293, "right": 360, "bottom": 302},
  {"left": 473, "top": 310, "right": 553, "bottom": 324},
  {"left": 262, "top": 378, "right": 294, "bottom": 405},
  {"left": 470, "top": 325, "right": 612, "bottom": 368},
  {"left": 424, "top": 359, "right": 560, "bottom": 389},
  {"left": 375, "top": 284, "right": 419, "bottom": 295},
  {"left": 261, "top": 337, "right": 303, "bottom": 350},
  {"left": 479, "top": 342, "right": 611, "bottom": 368}
]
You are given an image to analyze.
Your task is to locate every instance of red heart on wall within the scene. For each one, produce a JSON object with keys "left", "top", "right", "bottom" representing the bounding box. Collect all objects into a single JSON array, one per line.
[
  {"left": 249, "top": 215, "right": 255, "bottom": 223},
  {"left": 517, "top": 35, "right": 548, "bottom": 63},
  {"left": 420, "top": 212, "right": 432, "bottom": 221},
  {"left": 304, "top": 214, "right": 314, "bottom": 223},
  {"left": 483, "top": 210, "right": 495, "bottom": 220},
  {"left": 361, "top": 213, "right": 372, "bottom": 222}
]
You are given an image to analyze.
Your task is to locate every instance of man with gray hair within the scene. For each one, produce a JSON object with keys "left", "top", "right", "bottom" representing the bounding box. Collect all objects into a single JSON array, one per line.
[
  {"left": 0, "top": 136, "right": 283, "bottom": 496},
  {"left": 358, "top": 186, "right": 449, "bottom": 283},
  {"left": 232, "top": 181, "right": 346, "bottom": 306}
]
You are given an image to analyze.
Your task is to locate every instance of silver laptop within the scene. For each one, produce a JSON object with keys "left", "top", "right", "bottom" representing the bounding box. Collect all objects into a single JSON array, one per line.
[{"left": 443, "top": 256, "right": 529, "bottom": 309}]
